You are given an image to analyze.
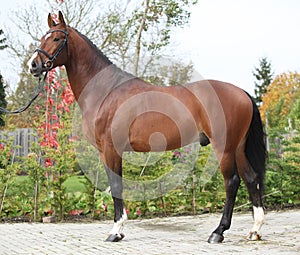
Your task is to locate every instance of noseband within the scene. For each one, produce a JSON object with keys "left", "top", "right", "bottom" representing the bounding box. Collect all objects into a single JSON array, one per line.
[{"left": 35, "top": 28, "right": 69, "bottom": 71}]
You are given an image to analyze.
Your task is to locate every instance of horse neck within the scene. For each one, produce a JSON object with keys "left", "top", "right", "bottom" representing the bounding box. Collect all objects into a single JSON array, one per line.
[{"left": 64, "top": 28, "right": 112, "bottom": 100}]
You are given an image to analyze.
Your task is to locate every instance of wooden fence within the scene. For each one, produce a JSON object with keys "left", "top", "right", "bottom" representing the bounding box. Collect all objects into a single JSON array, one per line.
[{"left": 0, "top": 128, "right": 37, "bottom": 157}]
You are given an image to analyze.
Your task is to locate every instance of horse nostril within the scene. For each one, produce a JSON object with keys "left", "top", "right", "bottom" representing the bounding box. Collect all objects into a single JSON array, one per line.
[
  {"left": 29, "top": 59, "right": 41, "bottom": 76},
  {"left": 31, "top": 60, "right": 37, "bottom": 69},
  {"left": 27, "top": 52, "right": 41, "bottom": 75}
]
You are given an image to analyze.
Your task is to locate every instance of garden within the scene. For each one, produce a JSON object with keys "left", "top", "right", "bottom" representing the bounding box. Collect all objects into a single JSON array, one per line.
[{"left": 0, "top": 0, "right": 299, "bottom": 224}]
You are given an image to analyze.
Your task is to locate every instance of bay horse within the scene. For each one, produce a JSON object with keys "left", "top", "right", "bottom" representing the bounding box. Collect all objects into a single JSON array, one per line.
[{"left": 28, "top": 12, "right": 267, "bottom": 243}]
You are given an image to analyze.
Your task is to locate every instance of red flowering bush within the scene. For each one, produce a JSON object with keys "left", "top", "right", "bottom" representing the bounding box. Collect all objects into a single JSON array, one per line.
[{"left": 37, "top": 67, "right": 76, "bottom": 220}]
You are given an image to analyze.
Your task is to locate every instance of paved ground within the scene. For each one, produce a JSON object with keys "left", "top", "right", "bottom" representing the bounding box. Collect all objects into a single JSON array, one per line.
[{"left": 0, "top": 210, "right": 299, "bottom": 255}]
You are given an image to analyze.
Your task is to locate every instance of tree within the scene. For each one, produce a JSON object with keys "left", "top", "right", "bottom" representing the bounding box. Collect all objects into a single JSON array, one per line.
[
  {"left": 6, "top": 0, "right": 114, "bottom": 60},
  {"left": 129, "top": 0, "right": 198, "bottom": 76},
  {"left": 143, "top": 59, "right": 194, "bottom": 86},
  {"left": 7, "top": 44, "right": 43, "bottom": 128},
  {"left": 0, "top": 135, "right": 20, "bottom": 216},
  {"left": 288, "top": 98, "right": 300, "bottom": 131},
  {"left": 253, "top": 57, "right": 274, "bottom": 106},
  {"left": 265, "top": 130, "right": 300, "bottom": 208},
  {"left": 0, "top": 29, "right": 7, "bottom": 50},
  {"left": 260, "top": 72, "right": 300, "bottom": 130},
  {"left": 0, "top": 29, "right": 8, "bottom": 127},
  {"left": 7, "top": 0, "right": 198, "bottom": 79},
  {"left": 0, "top": 73, "right": 7, "bottom": 127},
  {"left": 28, "top": 66, "right": 75, "bottom": 221},
  {"left": 5, "top": 0, "right": 197, "bottom": 129}
]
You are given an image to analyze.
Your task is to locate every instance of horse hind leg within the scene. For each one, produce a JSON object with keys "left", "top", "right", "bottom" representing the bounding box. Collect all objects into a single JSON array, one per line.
[
  {"left": 208, "top": 152, "right": 240, "bottom": 243},
  {"left": 236, "top": 149, "right": 265, "bottom": 241}
]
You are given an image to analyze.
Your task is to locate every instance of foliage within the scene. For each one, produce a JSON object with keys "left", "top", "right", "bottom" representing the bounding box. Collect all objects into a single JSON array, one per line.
[
  {"left": 265, "top": 133, "right": 300, "bottom": 208},
  {"left": 260, "top": 72, "right": 300, "bottom": 130},
  {"left": 253, "top": 57, "right": 273, "bottom": 106},
  {"left": 8, "top": 60, "right": 76, "bottom": 221},
  {"left": 1, "top": 1, "right": 300, "bottom": 222},
  {"left": 0, "top": 29, "right": 7, "bottom": 50},
  {"left": 8, "top": 0, "right": 197, "bottom": 88},
  {"left": 35, "top": 66, "right": 76, "bottom": 220},
  {"left": 23, "top": 149, "right": 46, "bottom": 221},
  {"left": 0, "top": 73, "right": 7, "bottom": 127},
  {"left": 260, "top": 70, "right": 300, "bottom": 208},
  {"left": 42, "top": 132, "right": 75, "bottom": 220},
  {"left": 280, "top": 135, "right": 300, "bottom": 204},
  {"left": 289, "top": 98, "right": 300, "bottom": 130},
  {"left": 143, "top": 60, "right": 194, "bottom": 86},
  {"left": 0, "top": 134, "right": 20, "bottom": 216},
  {"left": 7, "top": 44, "right": 43, "bottom": 128},
  {"left": 129, "top": 0, "right": 198, "bottom": 75},
  {"left": 0, "top": 29, "right": 8, "bottom": 127}
]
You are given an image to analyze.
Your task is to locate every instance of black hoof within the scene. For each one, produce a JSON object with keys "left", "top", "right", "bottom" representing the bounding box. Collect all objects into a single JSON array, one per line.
[
  {"left": 208, "top": 233, "right": 224, "bottom": 243},
  {"left": 105, "top": 233, "right": 125, "bottom": 242}
]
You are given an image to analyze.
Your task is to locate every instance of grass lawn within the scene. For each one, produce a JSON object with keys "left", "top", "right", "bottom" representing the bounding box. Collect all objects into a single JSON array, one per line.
[
  {"left": 64, "top": 175, "right": 88, "bottom": 193},
  {"left": 14, "top": 175, "right": 88, "bottom": 193}
]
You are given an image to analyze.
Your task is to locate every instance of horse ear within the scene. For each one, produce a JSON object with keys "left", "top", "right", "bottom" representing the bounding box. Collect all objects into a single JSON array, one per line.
[
  {"left": 48, "top": 13, "right": 56, "bottom": 28},
  {"left": 58, "top": 11, "right": 66, "bottom": 27}
]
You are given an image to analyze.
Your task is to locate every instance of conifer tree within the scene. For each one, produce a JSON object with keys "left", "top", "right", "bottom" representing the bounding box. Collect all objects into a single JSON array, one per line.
[
  {"left": 0, "top": 73, "right": 7, "bottom": 127},
  {"left": 253, "top": 57, "right": 273, "bottom": 106},
  {"left": 0, "top": 29, "right": 7, "bottom": 126}
]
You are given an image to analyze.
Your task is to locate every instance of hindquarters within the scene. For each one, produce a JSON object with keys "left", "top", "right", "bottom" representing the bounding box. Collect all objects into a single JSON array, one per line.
[{"left": 203, "top": 82, "right": 266, "bottom": 243}]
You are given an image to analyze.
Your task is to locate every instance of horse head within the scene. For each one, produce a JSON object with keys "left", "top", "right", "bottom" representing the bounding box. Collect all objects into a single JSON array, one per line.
[{"left": 28, "top": 11, "right": 68, "bottom": 77}]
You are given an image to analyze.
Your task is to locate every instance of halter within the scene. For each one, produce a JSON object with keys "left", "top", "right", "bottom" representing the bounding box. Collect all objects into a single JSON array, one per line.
[
  {"left": 0, "top": 28, "right": 69, "bottom": 115},
  {"left": 35, "top": 28, "right": 69, "bottom": 71}
]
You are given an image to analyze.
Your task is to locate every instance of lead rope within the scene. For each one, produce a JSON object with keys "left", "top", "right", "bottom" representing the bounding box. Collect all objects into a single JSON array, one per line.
[{"left": 0, "top": 71, "right": 48, "bottom": 114}]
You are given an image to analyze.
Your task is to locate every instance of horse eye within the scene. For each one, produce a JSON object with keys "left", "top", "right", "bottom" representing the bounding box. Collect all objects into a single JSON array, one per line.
[{"left": 54, "top": 38, "right": 60, "bottom": 42}]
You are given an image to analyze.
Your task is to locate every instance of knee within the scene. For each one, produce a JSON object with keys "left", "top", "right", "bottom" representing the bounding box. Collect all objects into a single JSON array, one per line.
[
  {"left": 232, "top": 174, "right": 241, "bottom": 185},
  {"left": 227, "top": 174, "right": 240, "bottom": 190}
]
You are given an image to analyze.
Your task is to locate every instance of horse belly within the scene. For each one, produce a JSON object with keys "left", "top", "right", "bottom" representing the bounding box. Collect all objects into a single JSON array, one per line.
[{"left": 128, "top": 112, "right": 198, "bottom": 152}]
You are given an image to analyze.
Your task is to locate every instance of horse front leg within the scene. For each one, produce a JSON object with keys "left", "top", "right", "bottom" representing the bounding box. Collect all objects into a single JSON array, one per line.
[
  {"left": 106, "top": 196, "right": 127, "bottom": 242},
  {"left": 101, "top": 152, "right": 127, "bottom": 242}
]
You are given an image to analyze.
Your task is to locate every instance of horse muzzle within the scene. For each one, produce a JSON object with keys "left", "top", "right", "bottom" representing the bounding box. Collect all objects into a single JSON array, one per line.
[
  {"left": 27, "top": 52, "right": 42, "bottom": 77},
  {"left": 30, "top": 59, "right": 44, "bottom": 77},
  {"left": 27, "top": 52, "right": 50, "bottom": 77}
]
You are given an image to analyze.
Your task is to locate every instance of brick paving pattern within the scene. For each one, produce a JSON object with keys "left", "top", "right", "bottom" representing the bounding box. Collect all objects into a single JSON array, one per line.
[{"left": 0, "top": 210, "right": 299, "bottom": 255}]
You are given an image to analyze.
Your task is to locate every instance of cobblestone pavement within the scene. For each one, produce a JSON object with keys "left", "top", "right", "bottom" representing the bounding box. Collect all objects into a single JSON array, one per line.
[{"left": 0, "top": 210, "right": 299, "bottom": 255}]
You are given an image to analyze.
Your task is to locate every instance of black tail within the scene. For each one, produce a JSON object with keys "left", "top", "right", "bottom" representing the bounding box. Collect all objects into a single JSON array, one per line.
[{"left": 244, "top": 92, "right": 267, "bottom": 191}]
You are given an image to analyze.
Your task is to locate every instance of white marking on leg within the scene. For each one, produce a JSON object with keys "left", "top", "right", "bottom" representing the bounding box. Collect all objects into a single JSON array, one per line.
[
  {"left": 251, "top": 206, "right": 265, "bottom": 234},
  {"left": 110, "top": 209, "right": 127, "bottom": 236},
  {"left": 27, "top": 52, "right": 38, "bottom": 73}
]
